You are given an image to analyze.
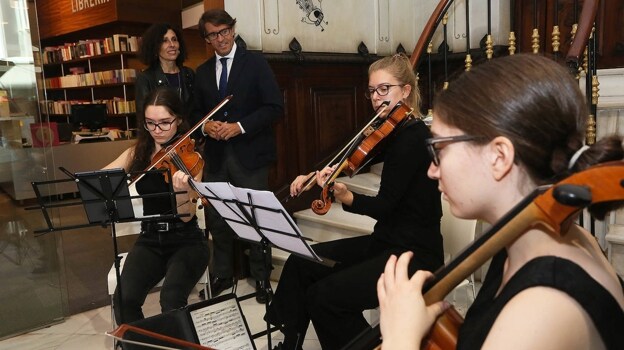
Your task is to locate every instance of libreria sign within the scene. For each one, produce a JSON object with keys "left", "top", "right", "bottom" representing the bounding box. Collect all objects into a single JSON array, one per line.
[{"left": 70, "top": 0, "right": 111, "bottom": 13}]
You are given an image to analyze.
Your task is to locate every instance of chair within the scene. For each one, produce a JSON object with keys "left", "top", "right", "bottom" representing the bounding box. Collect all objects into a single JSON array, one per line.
[{"left": 440, "top": 197, "right": 479, "bottom": 305}]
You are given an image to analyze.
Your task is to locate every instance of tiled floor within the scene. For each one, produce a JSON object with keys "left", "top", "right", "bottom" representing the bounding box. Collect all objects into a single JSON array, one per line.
[
  {"left": 0, "top": 279, "right": 320, "bottom": 350},
  {"left": 0, "top": 277, "right": 477, "bottom": 350}
]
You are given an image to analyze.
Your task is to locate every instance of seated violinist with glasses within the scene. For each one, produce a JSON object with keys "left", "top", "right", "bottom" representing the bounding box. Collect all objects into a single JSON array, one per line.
[
  {"left": 264, "top": 54, "right": 443, "bottom": 350},
  {"left": 104, "top": 87, "right": 209, "bottom": 324}
]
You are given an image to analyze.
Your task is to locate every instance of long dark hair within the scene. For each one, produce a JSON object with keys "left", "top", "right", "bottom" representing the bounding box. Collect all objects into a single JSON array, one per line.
[
  {"left": 129, "top": 88, "right": 189, "bottom": 173},
  {"left": 139, "top": 23, "right": 187, "bottom": 69}
]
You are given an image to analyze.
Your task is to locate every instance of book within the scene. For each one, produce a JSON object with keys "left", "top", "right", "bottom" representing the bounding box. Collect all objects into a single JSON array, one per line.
[{"left": 112, "top": 34, "right": 129, "bottom": 52}]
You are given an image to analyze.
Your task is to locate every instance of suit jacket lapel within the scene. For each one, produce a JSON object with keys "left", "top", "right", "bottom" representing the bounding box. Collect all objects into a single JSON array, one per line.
[
  {"left": 207, "top": 57, "right": 219, "bottom": 103},
  {"left": 226, "top": 46, "right": 246, "bottom": 95}
]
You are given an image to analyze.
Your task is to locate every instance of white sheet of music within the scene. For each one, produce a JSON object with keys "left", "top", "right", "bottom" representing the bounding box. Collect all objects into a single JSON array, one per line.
[
  {"left": 189, "top": 298, "right": 254, "bottom": 350},
  {"left": 229, "top": 185, "right": 322, "bottom": 260},
  {"left": 194, "top": 181, "right": 262, "bottom": 242},
  {"left": 192, "top": 181, "right": 322, "bottom": 262}
]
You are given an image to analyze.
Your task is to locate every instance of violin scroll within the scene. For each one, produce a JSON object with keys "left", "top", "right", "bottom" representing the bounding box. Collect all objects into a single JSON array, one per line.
[{"left": 311, "top": 183, "right": 334, "bottom": 215}]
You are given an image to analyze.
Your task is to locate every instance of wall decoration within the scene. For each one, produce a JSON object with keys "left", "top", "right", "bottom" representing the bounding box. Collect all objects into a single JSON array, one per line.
[
  {"left": 263, "top": 0, "right": 280, "bottom": 35},
  {"left": 296, "top": 0, "right": 328, "bottom": 31},
  {"left": 378, "top": 0, "right": 389, "bottom": 42}
]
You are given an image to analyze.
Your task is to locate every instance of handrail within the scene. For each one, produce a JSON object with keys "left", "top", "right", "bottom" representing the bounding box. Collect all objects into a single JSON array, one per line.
[
  {"left": 566, "top": 0, "right": 600, "bottom": 68},
  {"left": 409, "top": 0, "right": 454, "bottom": 69},
  {"left": 410, "top": 0, "right": 599, "bottom": 70}
]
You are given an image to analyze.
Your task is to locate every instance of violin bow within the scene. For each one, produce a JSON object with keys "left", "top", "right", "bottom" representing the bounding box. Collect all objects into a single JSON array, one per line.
[
  {"left": 343, "top": 161, "right": 624, "bottom": 350},
  {"left": 295, "top": 101, "right": 391, "bottom": 195},
  {"left": 131, "top": 95, "right": 232, "bottom": 185},
  {"left": 107, "top": 323, "right": 216, "bottom": 350}
]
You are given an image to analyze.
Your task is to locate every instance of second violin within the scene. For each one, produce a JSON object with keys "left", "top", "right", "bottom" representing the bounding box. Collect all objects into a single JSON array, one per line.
[{"left": 311, "top": 101, "right": 415, "bottom": 215}]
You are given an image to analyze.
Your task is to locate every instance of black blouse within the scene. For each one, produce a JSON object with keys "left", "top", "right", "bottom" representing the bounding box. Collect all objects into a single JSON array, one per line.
[{"left": 343, "top": 119, "right": 443, "bottom": 264}]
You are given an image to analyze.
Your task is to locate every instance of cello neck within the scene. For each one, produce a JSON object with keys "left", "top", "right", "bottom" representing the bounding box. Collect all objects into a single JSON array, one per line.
[{"left": 422, "top": 188, "right": 544, "bottom": 303}]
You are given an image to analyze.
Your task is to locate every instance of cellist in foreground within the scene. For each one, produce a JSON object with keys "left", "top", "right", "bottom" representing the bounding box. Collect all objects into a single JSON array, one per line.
[{"left": 378, "top": 54, "right": 624, "bottom": 350}]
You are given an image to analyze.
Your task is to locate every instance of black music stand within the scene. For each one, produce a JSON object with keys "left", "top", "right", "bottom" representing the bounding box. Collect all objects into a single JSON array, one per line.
[
  {"left": 28, "top": 167, "right": 186, "bottom": 327},
  {"left": 193, "top": 180, "right": 332, "bottom": 349}
]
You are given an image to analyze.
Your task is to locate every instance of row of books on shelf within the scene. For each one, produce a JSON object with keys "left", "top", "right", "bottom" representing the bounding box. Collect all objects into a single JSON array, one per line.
[
  {"left": 42, "top": 34, "right": 140, "bottom": 64},
  {"left": 44, "top": 68, "right": 137, "bottom": 89},
  {"left": 40, "top": 99, "right": 136, "bottom": 115}
]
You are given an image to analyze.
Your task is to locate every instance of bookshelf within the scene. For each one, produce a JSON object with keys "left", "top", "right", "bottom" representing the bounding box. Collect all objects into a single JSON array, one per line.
[{"left": 40, "top": 35, "right": 143, "bottom": 131}]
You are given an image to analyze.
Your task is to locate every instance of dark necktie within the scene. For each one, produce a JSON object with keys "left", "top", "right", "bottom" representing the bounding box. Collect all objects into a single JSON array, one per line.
[{"left": 218, "top": 57, "right": 228, "bottom": 99}]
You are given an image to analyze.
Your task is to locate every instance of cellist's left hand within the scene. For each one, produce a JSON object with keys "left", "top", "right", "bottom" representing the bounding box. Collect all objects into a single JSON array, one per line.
[{"left": 377, "top": 252, "right": 450, "bottom": 349}]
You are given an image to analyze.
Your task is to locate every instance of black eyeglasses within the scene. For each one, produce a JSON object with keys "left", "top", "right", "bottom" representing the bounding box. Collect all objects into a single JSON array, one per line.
[
  {"left": 144, "top": 119, "right": 177, "bottom": 131},
  {"left": 426, "top": 135, "right": 481, "bottom": 166},
  {"left": 205, "top": 27, "right": 232, "bottom": 41},
  {"left": 364, "top": 84, "right": 403, "bottom": 99}
]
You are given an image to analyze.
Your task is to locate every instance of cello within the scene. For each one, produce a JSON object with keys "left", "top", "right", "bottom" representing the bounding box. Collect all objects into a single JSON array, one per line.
[{"left": 342, "top": 161, "right": 624, "bottom": 350}]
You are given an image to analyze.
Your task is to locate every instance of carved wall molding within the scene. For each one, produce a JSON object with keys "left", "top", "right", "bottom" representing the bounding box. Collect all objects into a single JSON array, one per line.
[{"left": 263, "top": 0, "right": 280, "bottom": 35}]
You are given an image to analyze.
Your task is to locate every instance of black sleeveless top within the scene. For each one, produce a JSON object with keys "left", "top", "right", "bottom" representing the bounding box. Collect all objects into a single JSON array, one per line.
[
  {"left": 458, "top": 251, "right": 624, "bottom": 350},
  {"left": 136, "top": 170, "right": 175, "bottom": 216}
]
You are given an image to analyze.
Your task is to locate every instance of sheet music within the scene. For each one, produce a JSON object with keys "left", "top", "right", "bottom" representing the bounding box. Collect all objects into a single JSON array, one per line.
[
  {"left": 192, "top": 180, "right": 321, "bottom": 261},
  {"left": 189, "top": 298, "right": 254, "bottom": 350},
  {"left": 193, "top": 181, "right": 262, "bottom": 242},
  {"left": 230, "top": 186, "right": 322, "bottom": 260}
]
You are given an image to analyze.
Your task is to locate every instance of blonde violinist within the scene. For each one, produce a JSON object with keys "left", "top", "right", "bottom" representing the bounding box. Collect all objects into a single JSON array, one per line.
[
  {"left": 104, "top": 87, "right": 209, "bottom": 324},
  {"left": 265, "top": 54, "right": 443, "bottom": 350}
]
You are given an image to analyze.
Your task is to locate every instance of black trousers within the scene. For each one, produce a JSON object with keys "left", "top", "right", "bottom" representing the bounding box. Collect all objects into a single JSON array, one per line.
[
  {"left": 113, "top": 227, "right": 210, "bottom": 324},
  {"left": 205, "top": 144, "right": 270, "bottom": 281},
  {"left": 266, "top": 235, "right": 440, "bottom": 350}
]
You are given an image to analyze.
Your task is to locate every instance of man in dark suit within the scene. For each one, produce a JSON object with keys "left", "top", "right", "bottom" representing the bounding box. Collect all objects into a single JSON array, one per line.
[{"left": 192, "top": 9, "right": 284, "bottom": 303}]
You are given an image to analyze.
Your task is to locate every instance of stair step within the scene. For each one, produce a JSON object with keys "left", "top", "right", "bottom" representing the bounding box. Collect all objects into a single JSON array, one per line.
[
  {"left": 337, "top": 172, "right": 381, "bottom": 196},
  {"left": 294, "top": 203, "right": 376, "bottom": 243},
  {"left": 370, "top": 162, "right": 384, "bottom": 176}
]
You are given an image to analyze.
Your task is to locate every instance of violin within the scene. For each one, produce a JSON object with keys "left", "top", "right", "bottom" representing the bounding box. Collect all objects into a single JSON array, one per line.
[
  {"left": 149, "top": 135, "right": 209, "bottom": 208},
  {"left": 342, "top": 161, "right": 624, "bottom": 350},
  {"left": 311, "top": 102, "right": 414, "bottom": 215},
  {"left": 132, "top": 95, "right": 232, "bottom": 208},
  {"left": 292, "top": 101, "right": 392, "bottom": 198}
]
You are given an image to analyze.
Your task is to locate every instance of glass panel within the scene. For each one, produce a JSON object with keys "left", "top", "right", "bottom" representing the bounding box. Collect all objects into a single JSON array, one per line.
[{"left": 0, "top": 0, "right": 65, "bottom": 338}]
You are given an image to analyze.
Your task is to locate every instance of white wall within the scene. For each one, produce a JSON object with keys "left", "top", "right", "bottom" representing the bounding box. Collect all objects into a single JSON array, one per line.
[{"left": 204, "top": 0, "right": 512, "bottom": 55}]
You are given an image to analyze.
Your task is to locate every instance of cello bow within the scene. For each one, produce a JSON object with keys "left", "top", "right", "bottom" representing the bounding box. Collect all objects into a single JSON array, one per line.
[
  {"left": 342, "top": 160, "right": 624, "bottom": 350},
  {"left": 107, "top": 323, "right": 216, "bottom": 350}
]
